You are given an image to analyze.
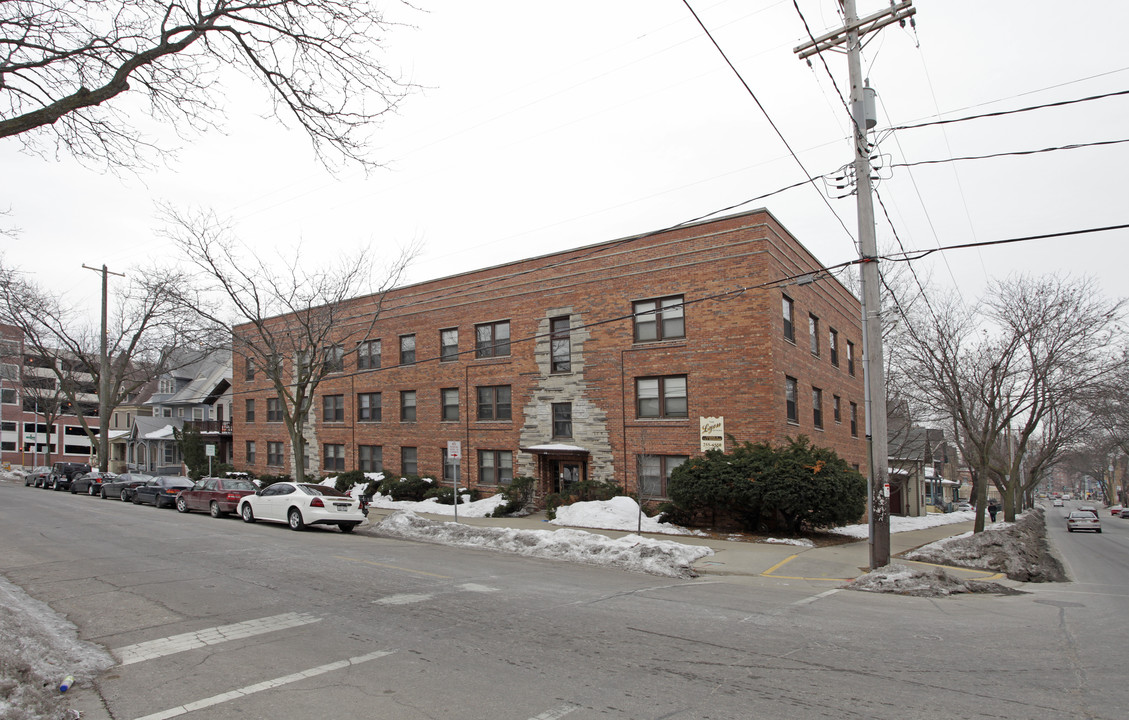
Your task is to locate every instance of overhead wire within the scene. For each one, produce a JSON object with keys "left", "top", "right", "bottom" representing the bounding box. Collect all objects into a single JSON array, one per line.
[{"left": 679, "top": 0, "right": 856, "bottom": 244}]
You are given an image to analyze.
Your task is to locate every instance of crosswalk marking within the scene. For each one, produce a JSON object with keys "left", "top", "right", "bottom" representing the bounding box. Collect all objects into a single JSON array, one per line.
[
  {"left": 130, "top": 649, "right": 396, "bottom": 720},
  {"left": 529, "top": 704, "right": 580, "bottom": 720},
  {"left": 114, "top": 612, "right": 322, "bottom": 665}
]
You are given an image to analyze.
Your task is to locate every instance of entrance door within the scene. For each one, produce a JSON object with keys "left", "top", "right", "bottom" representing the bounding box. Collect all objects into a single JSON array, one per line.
[{"left": 551, "top": 460, "right": 586, "bottom": 494}]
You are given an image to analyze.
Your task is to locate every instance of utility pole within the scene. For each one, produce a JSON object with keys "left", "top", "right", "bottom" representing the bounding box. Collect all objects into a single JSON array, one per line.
[
  {"left": 83, "top": 264, "right": 125, "bottom": 472},
  {"left": 795, "top": 0, "right": 915, "bottom": 569}
]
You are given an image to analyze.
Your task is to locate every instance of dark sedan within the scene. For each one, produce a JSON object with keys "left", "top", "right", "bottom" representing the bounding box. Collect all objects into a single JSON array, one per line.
[
  {"left": 71, "top": 471, "right": 119, "bottom": 496},
  {"left": 133, "top": 476, "right": 195, "bottom": 508},
  {"left": 176, "top": 477, "right": 257, "bottom": 517},
  {"left": 24, "top": 466, "right": 51, "bottom": 487},
  {"left": 100, "top": 473, "right": 155, "bottom": 501}
]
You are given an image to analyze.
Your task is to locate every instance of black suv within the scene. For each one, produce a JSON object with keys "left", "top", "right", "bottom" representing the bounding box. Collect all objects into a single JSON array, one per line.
[{"left": 48, "top": 462, "right": 93, "bottom": 491}]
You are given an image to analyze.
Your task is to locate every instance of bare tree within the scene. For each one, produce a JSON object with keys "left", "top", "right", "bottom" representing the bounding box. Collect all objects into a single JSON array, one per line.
[
  {"left": 1, "top": 0, "right": 414, "bottom": 170},
  {"left": 164, "top": 207, "right": 413, "bottom": 483},
  {"left": 898, "top": 275, "right": 1123, "bottom": 530},
  {"left": 0, "top": 261, "right": 214, "bottom": 470}
]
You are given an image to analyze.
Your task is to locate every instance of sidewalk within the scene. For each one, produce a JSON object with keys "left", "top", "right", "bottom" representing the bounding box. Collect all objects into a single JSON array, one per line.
[{"left": 370, "top": 507, "right": 987, "bottom": 584}]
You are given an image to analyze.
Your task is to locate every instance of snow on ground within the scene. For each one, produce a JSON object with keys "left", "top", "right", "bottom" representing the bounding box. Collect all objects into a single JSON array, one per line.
[
  {"left": 829, "top": 509, "right": 978, "bottom": 538},
  {"left": 0, "top": 574, "right": 114, "bottom": 720},
  {"left": 550, "top": 496, "right": 705, "bottom": 536},
  {"left": 369, "top": 511, "right": 714, "bottom": 578}
]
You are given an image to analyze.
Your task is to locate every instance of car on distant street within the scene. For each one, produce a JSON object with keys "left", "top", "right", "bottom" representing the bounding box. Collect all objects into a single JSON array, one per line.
[
  {"left": 48, "top": 462, "right": 92, "bottom": 491},
  {"left": 1066, "top": 510, "right": 1101, "bottom": 533},
  {"left": 1120, "top": 507, "right": 1129, "bottom": 519},
  {"left": 237, "top": 482, "right": 365, "bottom": 532},
  {"left": 70, "top": 471, "right": 118, "bottom": 496},
  {"left": 132, "top": 476, "right": 195, "bottom": 508},
  {"left": 99, "top": 473, "right": 155, "bottom": 501},
  {"left": 1108, "top": 505, "right": 1124, "bottom": 516},
  {"left": 1052, "top": 498, "right": 1064, "bottom": 507},
  {"left": 24, "top": 466, "right": 51, "bottom": 487},
  {"left": 955, "top": 502, "right": 973, "bottom": 512},
  {"left": 176, "top": 477, "right": 257, "bottom": 517}
]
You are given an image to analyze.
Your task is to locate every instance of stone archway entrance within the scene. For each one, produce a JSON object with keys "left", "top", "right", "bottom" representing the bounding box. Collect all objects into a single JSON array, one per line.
[{"left": 521, "top": 444, "right": 590, "bottom": 501}]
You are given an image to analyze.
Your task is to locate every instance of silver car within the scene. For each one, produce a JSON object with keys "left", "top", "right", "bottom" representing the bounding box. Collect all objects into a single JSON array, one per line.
[{"left": 1066, "top": 510, "right": 1101, "bottom": 533}]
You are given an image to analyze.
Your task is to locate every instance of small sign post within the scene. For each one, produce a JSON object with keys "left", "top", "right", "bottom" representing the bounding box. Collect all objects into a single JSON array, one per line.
[
  {"left": 447, "top": 441, "right": 462, "bottom": 522},
  {"left": 206, "top": 444, "right": 216, "bottom": 476}
]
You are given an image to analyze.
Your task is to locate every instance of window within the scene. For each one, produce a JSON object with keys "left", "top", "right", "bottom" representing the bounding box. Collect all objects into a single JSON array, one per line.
[
  {"left": 550, "top": 316, "right": 571, "bottom": 373},
  {"left": 401, "top": 447, "right": 417, "bottom": 476},
  {"left": 475, "top": 321, "right": 510, "bottom": 358},
  {"left": 782, "top": 295, "right": 795, "bottom": 343},
  {"left": 400, "top": 390, "right": 416, "bottom": 422},
  {"left": 442, "top": 447, "right": 456, "bottom": 482},
  {"left": 267, "top": 397, "right": 283, "bottom": 422},
  {"left": 847, "top": 341, "right": 856, "bottom": 376},
  {"left": 246, "top": 441, "right": 256, "bottom": 465},
  {"left": 323, "top": 443, "right": 345, "bottom": 471},
  {"left": 158, "top": 378, "right": 175, "bottom": 394},
  {"left": 267, "top": 441, "right": 285, "bottom": 466},
  {"left": 633, "top": 296, "right": 685, "bottom": 342},
  {"left": 358, "top": 392, "right": 382, "bottom": 422},
  {"left": 245, "top": 357, "right": 256, "bottom": 380},
  {"left": 245, "top": 399, "right": 255, "bottom": 423},
  {"left": 441, "top": 388, "right": 459, "bottom": 422},
  {"left": 552, "top": 403, "right": 573, "bottom": 438},
  {"left": 850, "top": 402, "right": 859, "bottom": 437},
  {"left": 323, "top": 345, "right": 344, "bottom": 373},
  {"left": 812, "top": 387, "right": 823, "bottom": 429},
  {"left": 440, "top": 329, "right": 459, "bottom": 362},
  {"left": 478, "top": 450, "right": 513, "bottom": 486},
  {"left": 476, "top": 385, "right": 512, "bottom": 421},
  {"left": 399, "top": 335, "right": 416, "bottom": 365},
  {"left": 162, "top": 407, "right": 172, "bottom": 417},
  {"left": 833, "top": 395, "right": 842, "bottom": 424},
  {"left": 829, "top": 329, "right": 839, "bottom": 366},
  {"left": 358, "top": 339, "right": 381, "bottom": 370},
  {"left": 359, "top": 445, "right": 382, "bottom": 473},
  {"left": 809, "top": 314, "right": 820, "bottom": 356},
  {"left": 785, "top": 376, "right": 798, "bottom": 423},
  {"left": 322, "top": 394, "right": 344, "bottom": 423},
  {"left": 635, "top": 376, "right": 688, "bottom": 419},
  {"left": 0, "top": 387, "right": 15, "bottom": 405},
  {"left": 192, "top": 407, "right": 203, "bottom": 421},
  {"left": 638, "top": 455, "right": 688, "bottom": 498},
  {"left": 164, "top": 443, "right": 179, "bottom": 465}
]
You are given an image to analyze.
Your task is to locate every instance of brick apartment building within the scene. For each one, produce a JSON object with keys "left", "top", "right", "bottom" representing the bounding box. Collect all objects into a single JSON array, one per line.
[{"left": 233, "top": 209, "right": 867, "bottom": 501}]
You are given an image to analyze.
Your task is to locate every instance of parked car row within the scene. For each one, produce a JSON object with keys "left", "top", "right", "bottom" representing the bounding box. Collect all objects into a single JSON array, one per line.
[{"left": 21, "top": 469, "right": 364, "bottom": 533}]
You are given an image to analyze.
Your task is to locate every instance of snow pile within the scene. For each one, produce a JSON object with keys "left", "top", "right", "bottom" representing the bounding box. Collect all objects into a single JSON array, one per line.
[
  {"left": 761, "top": 537, "right": 815, "bottom": 547},
  {"left": 829, "top": 509, "right": 977, "bottom": 538},
  {"left": 0, "top": 575, "right": 114, "bottom": 720},
  {"left": 371, "top": 511, "right": 714, "bottom": 578},
  {"left": 550, "top": 496, "right": 705, "bottom": 536},
  {"left": 905, "top": 507, "right": 1066, "bottom": 582},
  {"left": 369, "top": 490, "right": 508, "bottom": 518},
  {"left": 845, "top": 564, "right": 1020, "bottom": 597}
]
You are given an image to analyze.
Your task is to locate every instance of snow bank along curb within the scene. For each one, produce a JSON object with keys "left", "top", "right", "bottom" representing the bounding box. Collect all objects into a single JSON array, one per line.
[
  {"left": 904, "top": 506, "right": 1066, "bottom": 583},
  {"left": 369, "top": 511, "right": 714, "bottom": 578}
]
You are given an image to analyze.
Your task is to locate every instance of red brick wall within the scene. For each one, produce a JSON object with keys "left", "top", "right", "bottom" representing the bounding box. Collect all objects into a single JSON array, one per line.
[{"left": 232, "top": 209, "right": 867, "bottom": 493}]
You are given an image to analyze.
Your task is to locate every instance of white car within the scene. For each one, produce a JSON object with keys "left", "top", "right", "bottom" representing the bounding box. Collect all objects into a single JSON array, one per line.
[{"left": 238, "top": 482, "right": 365, "bottom": 533}]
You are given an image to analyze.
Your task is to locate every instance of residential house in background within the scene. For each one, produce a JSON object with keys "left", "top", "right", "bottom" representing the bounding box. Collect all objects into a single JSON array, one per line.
[
  {"left": 107, "top": 379, "right": 156, "bottom": 473},
  {"left": 126, "top": 349, "right": 233, "bottom": 474},
  {"left": 232, "top": 209, "right": 868, "bottom": 501},
  {"left": 887, "top": 404, "right": 958, "bottom": 515}
]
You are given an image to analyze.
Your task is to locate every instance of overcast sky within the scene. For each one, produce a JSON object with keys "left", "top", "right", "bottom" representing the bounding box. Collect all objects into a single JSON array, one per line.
[{"left": 3, "top": 0, "right": 1127, "bottom": 319}]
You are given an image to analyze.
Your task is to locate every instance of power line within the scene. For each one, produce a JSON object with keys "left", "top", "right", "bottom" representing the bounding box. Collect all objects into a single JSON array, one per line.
[
  {"left": 679, "top": 0, "right": 856, "bottom": 245},
  {"left": 882, "top": 222, "right": 1129, "bottom": 262},
  {"left": 886, "top": 88, "right": 1129, "bottom": 133},
  {"left": 890, "top": 137, "right": 1129, "bottom": 168}
]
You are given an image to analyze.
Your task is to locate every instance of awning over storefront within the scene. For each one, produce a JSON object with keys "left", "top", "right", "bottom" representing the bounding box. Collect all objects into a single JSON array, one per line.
[{"left": 521, "top": 444, "right": 589, "bottom": 458}]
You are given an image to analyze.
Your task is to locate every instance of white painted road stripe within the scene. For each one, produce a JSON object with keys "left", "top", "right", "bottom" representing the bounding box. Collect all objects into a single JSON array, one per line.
[
  {"left": 529, "top": 704, "right": 580, "bottom": 720},
  {"left": 131, "top": 649, "right": 396, "bottom": 720},
  {"left": 791, "top": 588, "right": 841, "bottom": 606},
  {"left": 114, "top": 612, "right": 322, "bottom": 665}
]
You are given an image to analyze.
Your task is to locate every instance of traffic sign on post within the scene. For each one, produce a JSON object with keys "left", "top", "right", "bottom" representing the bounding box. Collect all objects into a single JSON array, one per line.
[{"left": 447, "top": 441, "right": 461, "bottom": 522}]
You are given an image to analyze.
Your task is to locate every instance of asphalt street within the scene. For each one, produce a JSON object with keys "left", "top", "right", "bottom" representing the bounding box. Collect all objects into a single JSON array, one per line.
[{"left": 2, "top": 483, "right": 1127, "bottom": 720}]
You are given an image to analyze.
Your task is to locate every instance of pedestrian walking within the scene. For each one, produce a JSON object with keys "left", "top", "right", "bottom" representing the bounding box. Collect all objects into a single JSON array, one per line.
[{"left": 988, "top": 500, "right": 999, "bottom": 522}]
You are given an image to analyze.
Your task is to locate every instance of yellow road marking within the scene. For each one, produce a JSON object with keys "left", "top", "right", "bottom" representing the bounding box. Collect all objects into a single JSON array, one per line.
[{"left": 759, "top": 553, "right": 853, "bottom": 581}]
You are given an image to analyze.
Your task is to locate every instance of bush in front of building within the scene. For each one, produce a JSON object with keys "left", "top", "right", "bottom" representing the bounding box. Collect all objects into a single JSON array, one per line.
[
  {"left": 490, "top": 476, "right": 536, "bottom": 517},
  {"left": 424, "top": 485, "right": 478, "bottom": 505},
  {"left": 332, "top": 469, "right": 367, "bottom": 493},
  {"left": 667, "top": 437, "right": 865, "bottom": 533},
  {"left": 257, "top": 473, "right": 292, "bottom": 487},
  {"left": 378, "top": 474, "right": 432, "bottom": 501}
]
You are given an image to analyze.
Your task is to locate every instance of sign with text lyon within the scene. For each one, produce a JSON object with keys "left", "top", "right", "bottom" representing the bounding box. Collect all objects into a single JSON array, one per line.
[{"left": 700, "top": 416, "right": 724, "bottom": 453}]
